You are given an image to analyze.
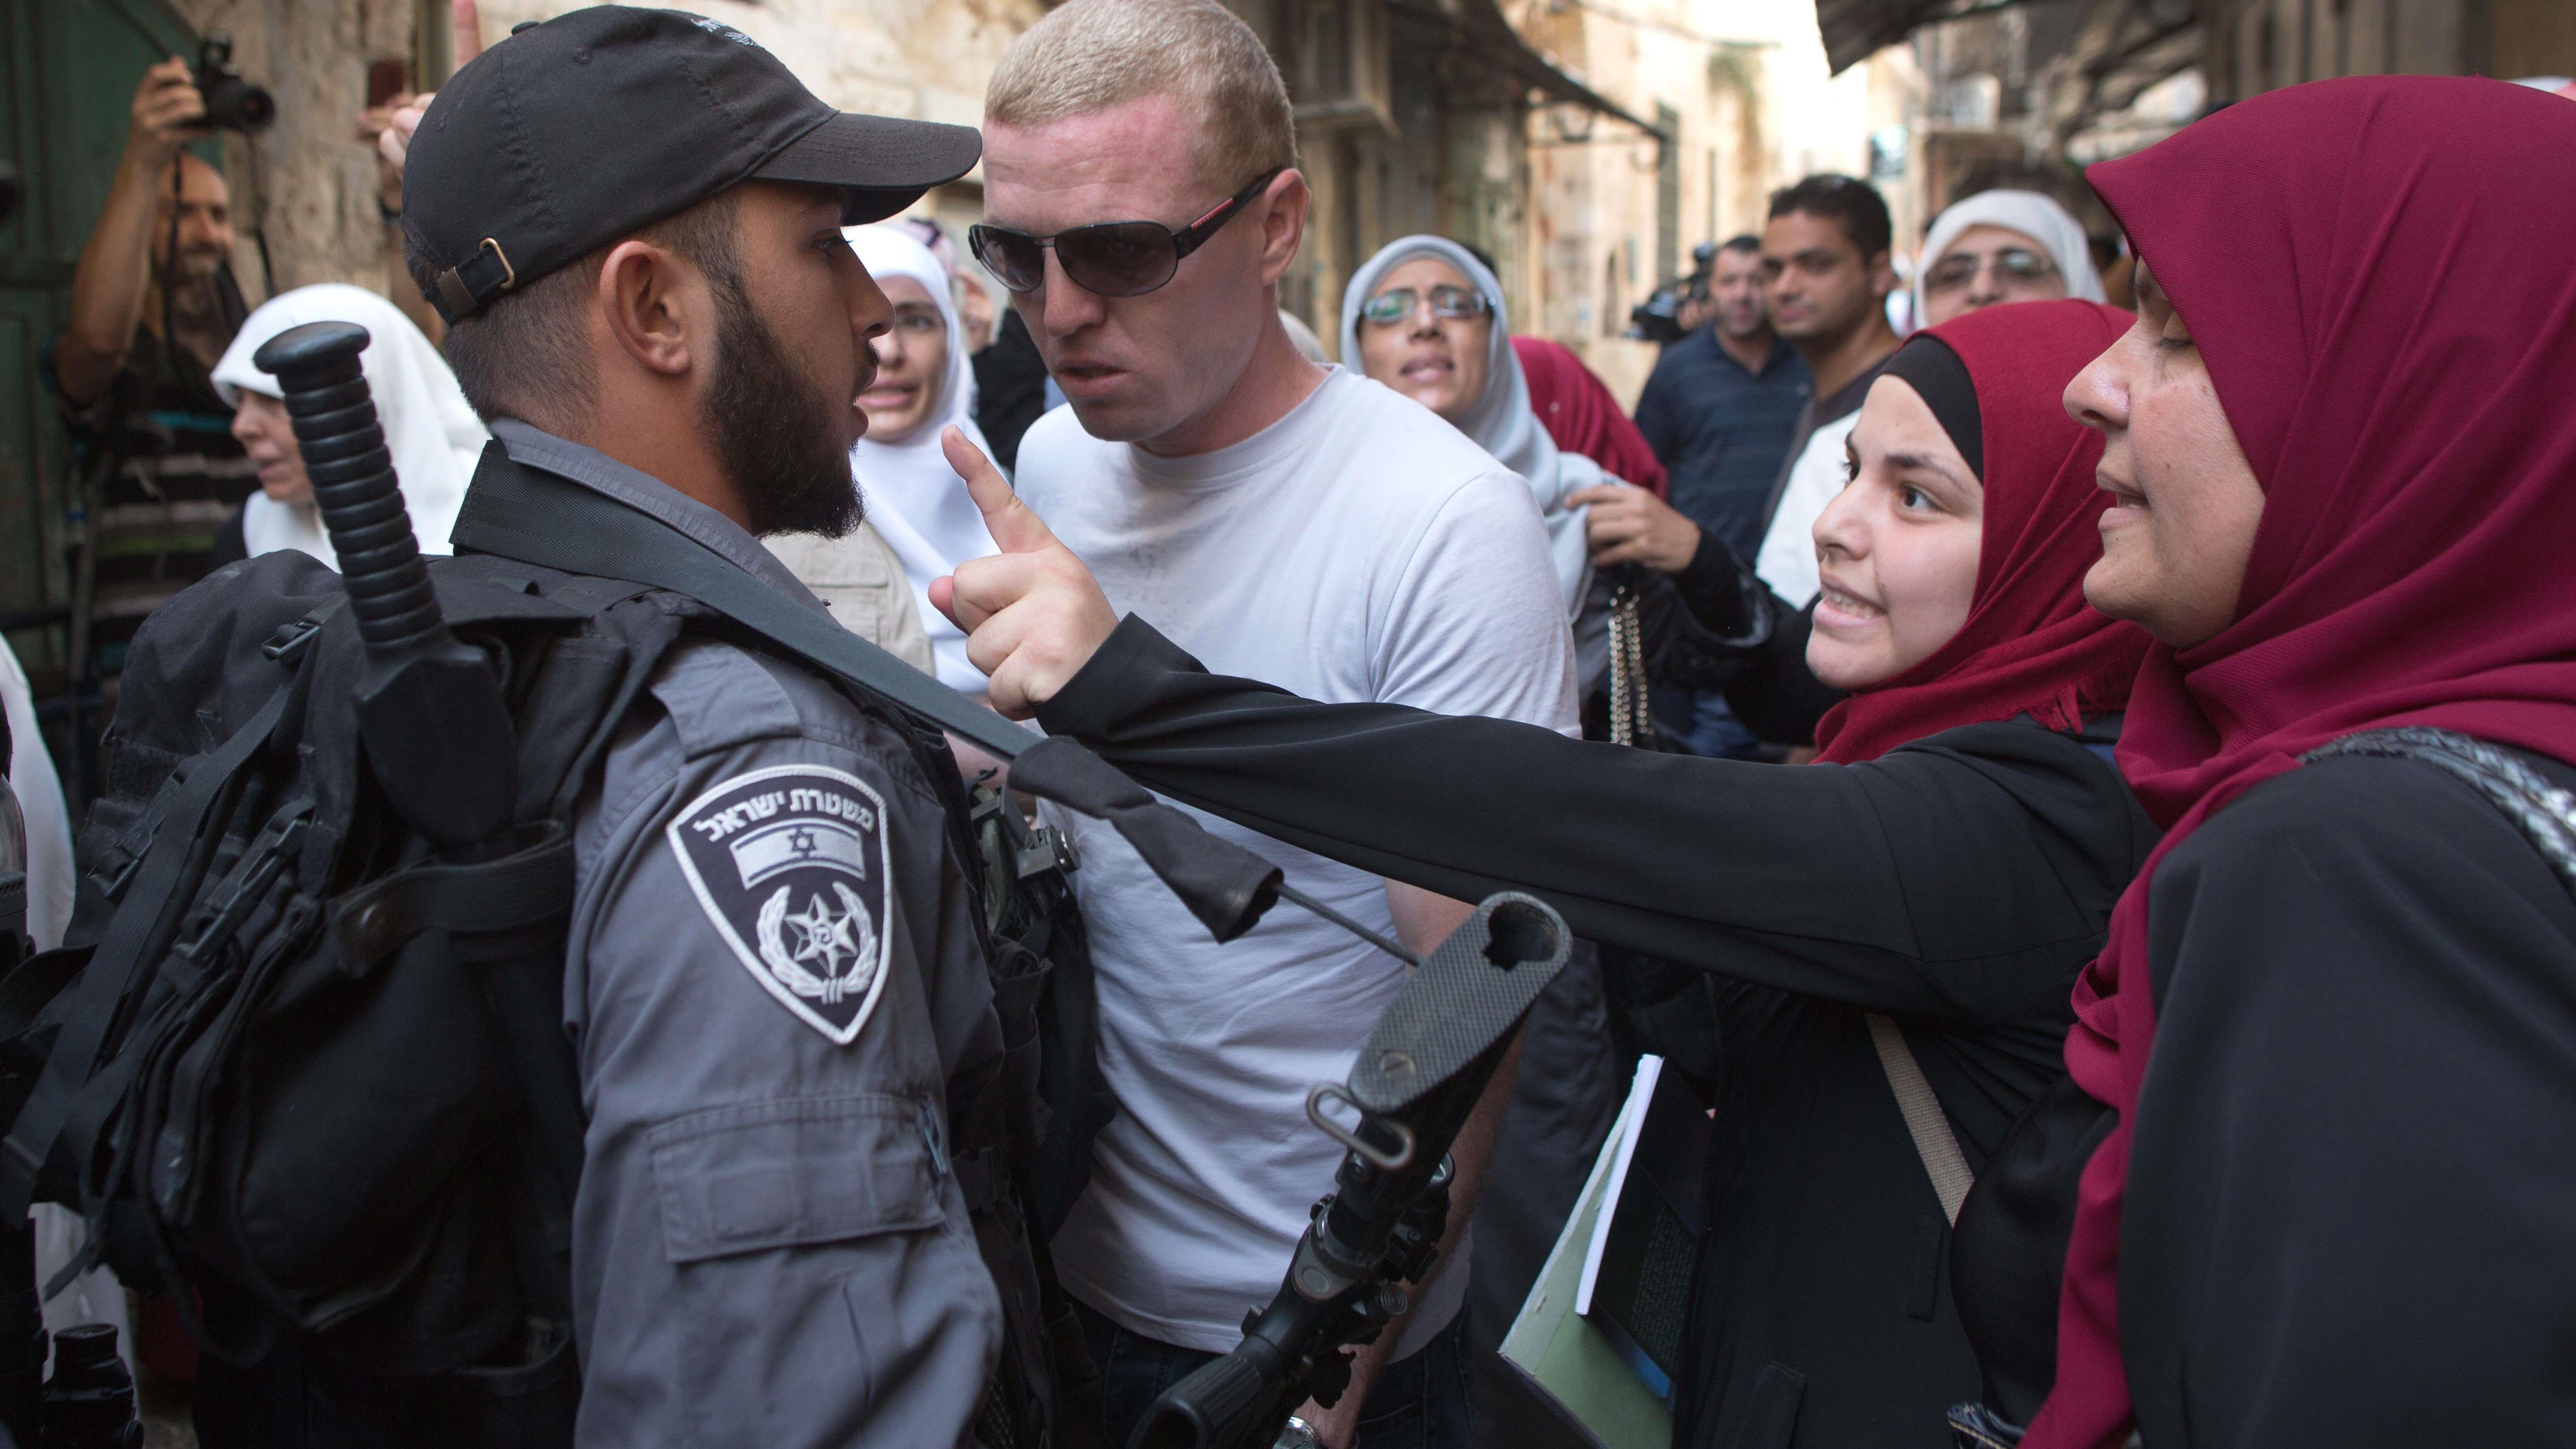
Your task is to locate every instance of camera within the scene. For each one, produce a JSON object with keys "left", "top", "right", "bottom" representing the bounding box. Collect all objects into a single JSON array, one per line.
[
  {"left": 193, "top": 32, "right": 275, "bottom": 134},
  {"left": 1625, "top": 273, "right": 1708, "bottom": 344}
]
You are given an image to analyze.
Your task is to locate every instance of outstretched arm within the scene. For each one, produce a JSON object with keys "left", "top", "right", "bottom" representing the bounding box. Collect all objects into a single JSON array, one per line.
[{"left": 933, "top": 432, "right": 2148, "bottom": 1025}]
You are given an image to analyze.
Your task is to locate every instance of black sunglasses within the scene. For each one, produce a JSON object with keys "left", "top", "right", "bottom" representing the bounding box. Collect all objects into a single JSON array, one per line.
[{"left": 969, "top": 167, "right": 1285, "bottom": 299}]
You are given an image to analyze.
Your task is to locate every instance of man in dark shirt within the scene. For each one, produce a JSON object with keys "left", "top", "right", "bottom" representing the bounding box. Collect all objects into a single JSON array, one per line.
[
  {"left": 1620, "top": 237, "right": 1809, "bottom": 754},
  {"left": 1631, "top": 235, "right": 1809, "bottom": 561},
  {"left": 1750, "top": 175, "right": 1904, "bottom": 611},
  {"left": 51, "top": 59, "right": 254, "bottom": 644}
]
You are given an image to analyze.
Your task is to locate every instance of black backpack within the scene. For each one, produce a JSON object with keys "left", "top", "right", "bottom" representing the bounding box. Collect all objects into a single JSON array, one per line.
[{"left": 0, "top": 545, "right": 1102, "bottom": 1446}]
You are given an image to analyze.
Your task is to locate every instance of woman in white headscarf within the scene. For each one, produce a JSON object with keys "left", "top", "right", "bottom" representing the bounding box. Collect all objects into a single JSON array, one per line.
[
  {"left": 772, "top": 223, "right": 994, "bottom": 693},
  {"left": 1339, "top": 236, "right": 1622, "bottom": 684},
  {"left": 1911, "top": 188, "right": 2107, "bottom": 329},
  {"left": 211, "top": 284, "right": 485, "bottom": 564}
]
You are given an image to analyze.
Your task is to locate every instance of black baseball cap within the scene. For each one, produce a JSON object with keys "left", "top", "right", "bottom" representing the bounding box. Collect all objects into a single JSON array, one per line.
[{"left": 404, "top": 5, "right": 980, "bottom": 322}]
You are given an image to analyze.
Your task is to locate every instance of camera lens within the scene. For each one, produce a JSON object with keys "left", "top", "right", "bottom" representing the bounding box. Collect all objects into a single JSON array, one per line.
[{"left": 203, "top": 78, "right": 276, "bottom": 133}]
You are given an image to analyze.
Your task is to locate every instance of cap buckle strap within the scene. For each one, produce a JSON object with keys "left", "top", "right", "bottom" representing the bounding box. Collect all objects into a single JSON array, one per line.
[{"left": 433, "top": 237, "right": 519, "bottom": 322}]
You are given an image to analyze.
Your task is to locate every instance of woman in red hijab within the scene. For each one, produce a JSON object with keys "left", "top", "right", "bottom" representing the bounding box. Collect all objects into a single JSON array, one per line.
[
  {"left": 941, "top": 298, "right": 2156, "bottom": 1444},
  {"left": 1943, "top": 76, "right": 2576, "bottom": 1448},
  {"left": 1510, "top": 335, "right": 1669, "bottom": 497}
]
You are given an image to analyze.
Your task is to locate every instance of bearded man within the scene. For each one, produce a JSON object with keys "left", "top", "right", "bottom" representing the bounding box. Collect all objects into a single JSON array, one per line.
[{"left": 54, "top": 59, "right": 256, "bottom": 641}]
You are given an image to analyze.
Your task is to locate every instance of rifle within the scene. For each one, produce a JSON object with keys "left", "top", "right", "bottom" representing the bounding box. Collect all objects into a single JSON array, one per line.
[{"left": 1134, "top": 893, "right": 1571, "bottom": 1449}]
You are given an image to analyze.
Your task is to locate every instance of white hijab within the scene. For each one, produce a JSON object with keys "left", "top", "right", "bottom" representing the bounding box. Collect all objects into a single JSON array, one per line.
[
  {"left": 1911, "top": 189, "right": 2107, "bottom": 323},
  {"left": 211, "top": 285, "right": 484, "bottom": 566},
  {"left": 1337, "top": 236, "right": 1613, "bottom": 633},
  {"left": 844, "top": 224, "right": 997, "bottom": 693}
]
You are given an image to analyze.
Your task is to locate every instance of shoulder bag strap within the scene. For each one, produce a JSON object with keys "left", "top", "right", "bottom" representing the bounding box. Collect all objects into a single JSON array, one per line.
[{"left": 1866, "top": 1012, "right": 1974, "bottom": 1226}]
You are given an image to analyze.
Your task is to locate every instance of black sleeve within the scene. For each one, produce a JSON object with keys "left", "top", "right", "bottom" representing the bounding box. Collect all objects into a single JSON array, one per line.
[
  {"left": 1724, "top": 602, "right": 1842, "bottom": 746},
  {"left": 2121, "top": 755, "right": 2576, "bottom": 1445},
  {"left": 1628, "top": 536, "right": 1845, "bottom": 745},
  {"left": 1040, "top": 617, "right": 2152, "bottom": 1026}
]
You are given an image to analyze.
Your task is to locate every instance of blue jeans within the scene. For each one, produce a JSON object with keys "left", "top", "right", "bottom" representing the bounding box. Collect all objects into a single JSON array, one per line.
[
  {"left": 1683, "top": 690, "right": 1763, "bottom": 759},
  {"left": 1075, "top": 1298, "right": 1475, "bottom": 1449}
]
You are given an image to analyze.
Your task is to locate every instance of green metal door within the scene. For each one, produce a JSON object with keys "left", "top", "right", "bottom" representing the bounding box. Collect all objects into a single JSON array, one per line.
[{"left": 0, "top": 0, "right": 210, "bottom": 674}]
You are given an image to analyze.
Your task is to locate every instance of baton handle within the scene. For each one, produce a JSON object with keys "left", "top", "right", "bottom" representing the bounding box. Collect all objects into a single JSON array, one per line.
[
  {"left": 252, "top": 321, "right": 517, "bottom": 850},
  {"left": 252, "top": 322, "right": 443, "bottom": 655}
]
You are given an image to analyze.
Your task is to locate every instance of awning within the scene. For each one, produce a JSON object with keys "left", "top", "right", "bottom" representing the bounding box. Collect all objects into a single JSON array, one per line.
[
  {"left": 1386, "top": 0, "right": 1665, "bottom": 137},
  {"left": 1815, "top": 0, "right": 1962, "bottom": 75},
  {"left": 1815, "top": 0, "right": 2200, "bottom": 146}
]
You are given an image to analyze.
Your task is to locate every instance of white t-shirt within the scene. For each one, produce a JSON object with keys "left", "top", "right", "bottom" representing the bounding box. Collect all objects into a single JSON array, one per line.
[
  {"left": 1753, "top": 410, "right": 1860, "bottom": 610},
  {"left": 1017, "top": 366, "right": 1579, "bottom": 1355}
]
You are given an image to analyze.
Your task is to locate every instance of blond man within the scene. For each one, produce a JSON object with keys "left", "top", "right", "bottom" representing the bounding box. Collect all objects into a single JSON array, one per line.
[{"left": 955, "top": 1, "right": 1577, "bottom": 1444}]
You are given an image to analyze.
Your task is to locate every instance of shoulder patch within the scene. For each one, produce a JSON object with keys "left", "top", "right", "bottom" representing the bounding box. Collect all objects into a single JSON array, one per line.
[{"left": 667, "top": 765, "right": 894, "bottom": 1045}]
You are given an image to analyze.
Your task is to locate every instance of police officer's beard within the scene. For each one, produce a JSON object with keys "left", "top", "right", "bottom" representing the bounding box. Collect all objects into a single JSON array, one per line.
[{"left": 700, "top": 280, "right": 864, "bottom": 540}]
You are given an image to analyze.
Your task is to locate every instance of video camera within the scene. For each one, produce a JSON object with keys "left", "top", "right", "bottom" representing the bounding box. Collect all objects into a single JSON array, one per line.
[
  {"left": 1626, "top": 275, "right": 1706, "bottom": 344},
  {"left": 193, "top": 32, "right": 275, "bottom": 134},
  {"left": 1628, "top": 241, "right": 1722, "bottom": 344}
]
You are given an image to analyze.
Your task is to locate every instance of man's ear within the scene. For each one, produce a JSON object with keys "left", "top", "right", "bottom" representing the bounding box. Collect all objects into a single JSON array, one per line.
[
  {"left": 598, "top": 238, "right": 699, "bottom": 381},
  {"left": 1868, "top": 248, "right": 1898, "bottom": 299},
  {"left": 1256, "top": 170, "right": 1309, "bottom": 288}
]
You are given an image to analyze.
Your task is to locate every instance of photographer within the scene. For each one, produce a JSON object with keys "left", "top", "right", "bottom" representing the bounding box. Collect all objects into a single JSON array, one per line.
[{"left": 50, "top": 56, "right": 254, "bottom": 637}]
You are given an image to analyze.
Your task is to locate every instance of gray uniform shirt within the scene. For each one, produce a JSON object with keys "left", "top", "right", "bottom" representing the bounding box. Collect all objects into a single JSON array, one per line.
[{"left": 492, "top": 423, "right": 1004, "bottom": 1448}]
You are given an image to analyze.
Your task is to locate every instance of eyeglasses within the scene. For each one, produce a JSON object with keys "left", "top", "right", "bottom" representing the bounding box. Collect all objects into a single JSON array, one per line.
[
  {"left": 969, "top": 167, "right": 1285, "bottom": 299},
  {"left": 1923, "top": 247, "right": 2060, "bottom": 293},
  {"left": 1359, "top": 284, "right": 1491, "bottom": 327}
]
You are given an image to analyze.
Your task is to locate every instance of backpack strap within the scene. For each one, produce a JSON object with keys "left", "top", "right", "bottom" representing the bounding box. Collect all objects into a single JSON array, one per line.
[
  {"left": 327, "top": 829, "right": 577, "bottom": 974},
  {"left": 0, "top": 675, "right": 301, "bottom": 1218},
  {"left": 2303, "top": 727, "right": 2576, "bottom": 894}
]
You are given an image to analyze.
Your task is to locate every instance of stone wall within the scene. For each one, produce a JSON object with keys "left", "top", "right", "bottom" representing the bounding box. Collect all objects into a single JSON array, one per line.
[
  {"left": 174, "top": 0, "right": 421, "bottom": 304},
  {"left": 199, "top": 0, "right": 1047, "bottom": 310}
]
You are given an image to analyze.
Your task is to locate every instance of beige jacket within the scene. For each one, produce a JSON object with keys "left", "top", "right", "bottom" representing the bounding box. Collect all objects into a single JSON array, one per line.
[{"left": 764, "top": 524, "right": 936, "bottom": 676}]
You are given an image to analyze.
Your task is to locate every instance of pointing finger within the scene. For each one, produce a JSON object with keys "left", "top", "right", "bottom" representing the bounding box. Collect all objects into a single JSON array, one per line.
[
  {"left": 942, "top": 426, "right": 1057, "bottom": 556},
  {"left": 452, "top": 0, "right": 486, "bottom": 64}
]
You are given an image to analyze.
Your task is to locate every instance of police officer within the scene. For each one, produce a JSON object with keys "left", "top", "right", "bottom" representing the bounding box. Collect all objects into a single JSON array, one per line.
[{"left": 394, "top": 11, "right": 1000, "bottom": 1445}]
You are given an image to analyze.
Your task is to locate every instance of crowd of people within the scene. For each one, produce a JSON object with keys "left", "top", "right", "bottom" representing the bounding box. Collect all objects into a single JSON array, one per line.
[{"left": 12, "top": 2, "right": 2576, "bottom": 1448}]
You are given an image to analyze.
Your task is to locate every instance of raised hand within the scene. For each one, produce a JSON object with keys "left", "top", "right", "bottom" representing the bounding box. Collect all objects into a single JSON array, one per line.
[
  {"left": 128, "top": 58, "right": 207, "bottom": 162},
  {"left": 1573, "top": 481, "right": 1703, "bottom": 573},
  {"left": 377, "top": 92, "right": 434, "bottom": 183},
  {"left": 930, "top": 428, "right": 1120, "bottom": 718}
]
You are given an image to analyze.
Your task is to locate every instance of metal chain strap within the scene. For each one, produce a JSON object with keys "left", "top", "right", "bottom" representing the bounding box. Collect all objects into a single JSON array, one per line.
[
  {"left": 1607, "top": 583, "right": 1652, "bottom": 748},
  {"left": 2303, "top": 726, "right": 2576, "bottom": 894}
]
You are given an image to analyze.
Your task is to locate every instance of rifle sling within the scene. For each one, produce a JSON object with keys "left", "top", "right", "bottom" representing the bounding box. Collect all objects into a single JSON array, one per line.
[
  {"left": 448, "top": 446, "right": 1283, "bottom": 943},
  {"left": 450, "top": 445, "right": 1041, "bottom": 764}
]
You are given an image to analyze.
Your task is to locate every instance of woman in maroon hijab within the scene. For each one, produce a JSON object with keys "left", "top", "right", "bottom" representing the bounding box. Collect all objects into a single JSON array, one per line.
[
  {"left": 1948, "top": 76, "right": 2576, "bottom": 1448},
  {"left": 937, "top": 298, "right": 2158, "bottom": 1443}
]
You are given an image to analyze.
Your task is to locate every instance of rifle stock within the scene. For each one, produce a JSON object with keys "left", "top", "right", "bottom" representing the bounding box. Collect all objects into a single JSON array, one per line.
[{"left": 1135, "top": 895, "right": 1571, "bottom": 1449}]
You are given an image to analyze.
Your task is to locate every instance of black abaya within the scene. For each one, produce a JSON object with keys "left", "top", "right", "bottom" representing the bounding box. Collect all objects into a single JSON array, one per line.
[
  {"left": 2111, "top": 751, "right": 2576, "bottom": 1445},
  {"left": 1036, "top": 619, "right": 2159, "bottom": 1445}
]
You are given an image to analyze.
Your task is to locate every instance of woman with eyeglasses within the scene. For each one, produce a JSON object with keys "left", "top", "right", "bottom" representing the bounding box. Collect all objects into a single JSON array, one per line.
[
  {"left": 1911, "top": 191, "right": 2105, "bottom": 331},
  {"left": 1341, "top": 237, "right": 1627, "bottom": 689}
]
